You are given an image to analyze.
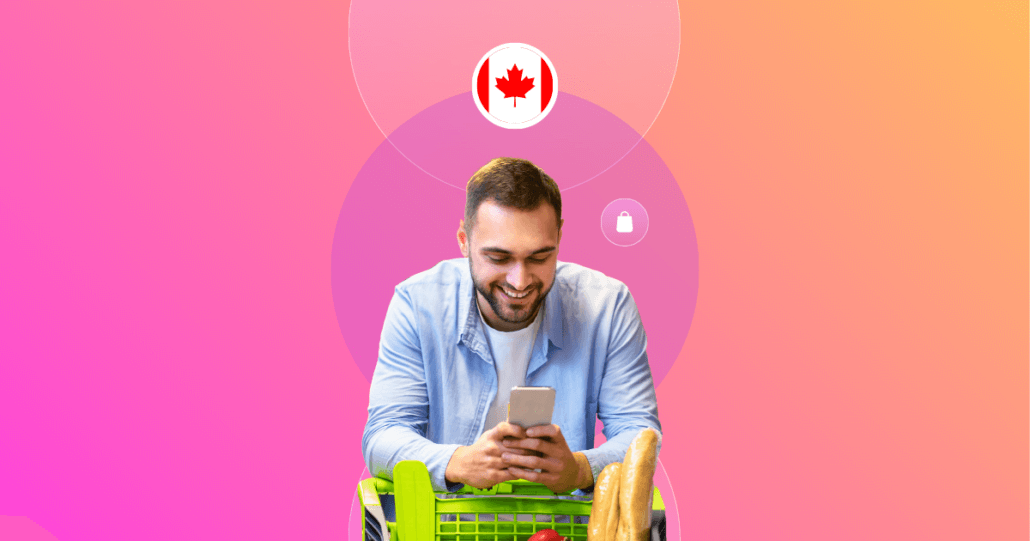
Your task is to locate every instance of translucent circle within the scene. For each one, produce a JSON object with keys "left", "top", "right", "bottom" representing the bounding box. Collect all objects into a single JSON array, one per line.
[
  {"left": 601, "top": 198, "right": 650, "bottom": 247},
  {"left": 331, "top": 96, "right": 698, "bottom": 387},
  {"left": 349, "top": 0, "right": 680, "bottom": 186}
]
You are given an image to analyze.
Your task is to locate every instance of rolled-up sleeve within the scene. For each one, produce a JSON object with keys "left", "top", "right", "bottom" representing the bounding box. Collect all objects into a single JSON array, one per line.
[
  {"left": 578, "top": 286, "right": 662, "bottom": 484},
  {"left": 361, "top": 286, "right": 463, "bottom": 491}
]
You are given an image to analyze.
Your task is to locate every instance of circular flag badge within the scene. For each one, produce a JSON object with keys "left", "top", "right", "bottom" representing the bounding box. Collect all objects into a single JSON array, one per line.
[{"left": 472, "top": 43, "right": 557, "bottom": 129}]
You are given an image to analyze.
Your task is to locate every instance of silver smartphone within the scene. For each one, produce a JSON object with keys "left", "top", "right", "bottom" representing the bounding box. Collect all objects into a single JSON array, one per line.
[{"left": 506, "top": 386, "right": 555, "bottom": 428}]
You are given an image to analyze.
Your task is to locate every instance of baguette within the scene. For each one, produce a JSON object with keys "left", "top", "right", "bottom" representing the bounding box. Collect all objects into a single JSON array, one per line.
[
  {"left": 614, "top": 520, "right": 629, "bottom": 541},
  {"left": 587, "top": 463, "right": 622, "bottom": 541},
  {"left": 618, "top": 429, "right": 658, "bottom": 541}
]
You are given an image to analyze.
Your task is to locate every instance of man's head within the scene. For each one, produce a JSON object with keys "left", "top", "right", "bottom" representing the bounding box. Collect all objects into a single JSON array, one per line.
[{"left": 457, "top": 158, "right": 563, "bottom": 332}]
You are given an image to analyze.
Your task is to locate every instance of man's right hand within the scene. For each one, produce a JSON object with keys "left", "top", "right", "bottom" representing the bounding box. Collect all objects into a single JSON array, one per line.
[{"left": 445, "top": 422, "right": 531, "bottom": 489}]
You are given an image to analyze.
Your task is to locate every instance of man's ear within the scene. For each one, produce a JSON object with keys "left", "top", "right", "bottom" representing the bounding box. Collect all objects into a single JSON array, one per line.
[
  {"left": 457, "top": 220, "right": 470, "bottom": 258},
  {"left": 556, "top": 218, "right": 564, "bottom": 248}
]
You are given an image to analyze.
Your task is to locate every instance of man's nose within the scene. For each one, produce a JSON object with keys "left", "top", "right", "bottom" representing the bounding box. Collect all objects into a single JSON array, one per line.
[{"left": 507, "top": 263, "right": 530, "bottom": 290}]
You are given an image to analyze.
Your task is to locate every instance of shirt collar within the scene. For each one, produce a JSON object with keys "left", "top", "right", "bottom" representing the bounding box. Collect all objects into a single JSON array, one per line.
[{"left": 540, "top": 278, "right": 564, "bottom": 350}]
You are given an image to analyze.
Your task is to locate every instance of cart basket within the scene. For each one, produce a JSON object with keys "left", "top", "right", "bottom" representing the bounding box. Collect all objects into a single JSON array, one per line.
[{"left": 358, "top": 460, "right": 666, "bottom": 541}]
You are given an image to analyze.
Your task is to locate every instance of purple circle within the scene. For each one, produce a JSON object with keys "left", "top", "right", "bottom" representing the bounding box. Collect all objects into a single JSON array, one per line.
[
  {"left": 331, "top": 94, "right": 698, "bottom": 387},
  {"left": 601, "top": 198, "right": 650, "bottom": 247}
]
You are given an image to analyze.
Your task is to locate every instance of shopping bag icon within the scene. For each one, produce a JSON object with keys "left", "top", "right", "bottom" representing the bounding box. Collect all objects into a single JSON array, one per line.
[{"left": 616, "top": 211, "right": 633, "bottom": 233}]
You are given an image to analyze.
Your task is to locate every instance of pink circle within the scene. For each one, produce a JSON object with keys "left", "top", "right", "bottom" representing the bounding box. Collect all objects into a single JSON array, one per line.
[
  {"left": 349, "top": 0, "right": 679, "bottom": 184},
  {"left": 601, "top": 198, "right": 650, "bottom": 247},
  {"left": 331, "top": 95, "right": 698, "bottom": 387}
]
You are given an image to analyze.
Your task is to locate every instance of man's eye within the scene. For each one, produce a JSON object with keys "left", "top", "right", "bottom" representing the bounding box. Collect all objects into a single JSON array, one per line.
[
  {"left": 488, "top": 256, "right": 509, "bottom": 263},
  {"left": 529, "top": 256, "right": 549, "bottom": 263}
]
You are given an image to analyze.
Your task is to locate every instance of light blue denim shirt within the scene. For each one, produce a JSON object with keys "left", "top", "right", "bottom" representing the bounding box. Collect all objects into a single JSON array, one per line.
[{"left": 362, "top": 258, "right": 661, "bottom": 492}]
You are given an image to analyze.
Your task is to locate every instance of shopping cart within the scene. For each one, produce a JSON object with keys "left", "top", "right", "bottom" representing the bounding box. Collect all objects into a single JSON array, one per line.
[{"left": 358, "top": 461, "right": 666, "bottom": 541}]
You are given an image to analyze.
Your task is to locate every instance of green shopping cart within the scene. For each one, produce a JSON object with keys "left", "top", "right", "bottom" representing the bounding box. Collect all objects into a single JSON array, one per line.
[{"left": 358, "top": 461, "right": 666, "bottom": 541}]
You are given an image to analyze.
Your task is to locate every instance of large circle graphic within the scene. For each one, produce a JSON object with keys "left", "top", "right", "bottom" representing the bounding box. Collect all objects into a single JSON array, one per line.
[
  {"left": 331, "top": 96, "right": 698, "bottom": 387},
  {"left": 349, "top": 0, "right": 679, "bottom": 186}
]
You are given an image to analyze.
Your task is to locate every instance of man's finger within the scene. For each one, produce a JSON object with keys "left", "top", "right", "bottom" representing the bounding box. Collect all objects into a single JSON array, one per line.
[
  {"left": 492, "top": 422, "right": 527, "bottom": 440},
  {"left": 526, "top": 424, "right": 563, "bottom": 442},
  {"left": 502, "top": 453, "right": 561, "bottom": 472},
  {"left": 507, "top": 466, "right": 541, "bottom": 483},
  {"left": 501, "top": 452, "right": 542, "bottom": 470},
  {"left": 488, "top": 470, "right": 517, "bottom": 484},
  {"left": 508, "top": 467, "right": 559, "bottom": 486},
  {"left": 504, "top": 437, "right": 559, "bottom": 457},
  {"left": 486, "top": 456, "right": 509, "bottom": 469},
  {"left": 497, "top": 446, "right": 532, "bottom": 456}
]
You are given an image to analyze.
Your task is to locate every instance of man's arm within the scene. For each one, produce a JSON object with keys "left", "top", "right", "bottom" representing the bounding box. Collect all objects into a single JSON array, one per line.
[
  {"left": 578, "top": 286, "right": 662, "bottom": 483},
  {"left": 361, "top": 287, "right": 464, "bottom": 491}
]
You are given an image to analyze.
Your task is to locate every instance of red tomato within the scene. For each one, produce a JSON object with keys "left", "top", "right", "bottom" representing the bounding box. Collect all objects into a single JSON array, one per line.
[{"left": 527, "top": 528, "right": 566, "bottom": 541}]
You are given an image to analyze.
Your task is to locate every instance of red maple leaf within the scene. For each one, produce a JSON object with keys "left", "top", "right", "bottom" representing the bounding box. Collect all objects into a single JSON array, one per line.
[{"left": 495, "top": 64, "right": 535, "bottom": 107}]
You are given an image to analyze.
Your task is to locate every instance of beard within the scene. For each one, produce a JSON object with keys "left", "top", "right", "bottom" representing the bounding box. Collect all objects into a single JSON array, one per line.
[{"left": 469, "top": 262, "right": 552, "bottom": 328}]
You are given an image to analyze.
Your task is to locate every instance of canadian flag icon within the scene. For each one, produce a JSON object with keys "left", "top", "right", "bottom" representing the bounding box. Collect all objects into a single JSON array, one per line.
[{"left": 472, "top": 43, "right": 557, "bottom": 129}]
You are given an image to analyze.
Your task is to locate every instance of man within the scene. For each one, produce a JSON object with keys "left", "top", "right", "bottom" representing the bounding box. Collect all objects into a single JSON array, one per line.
[{"left": 362, "top": 157, "right": 660, "bottom": 494}]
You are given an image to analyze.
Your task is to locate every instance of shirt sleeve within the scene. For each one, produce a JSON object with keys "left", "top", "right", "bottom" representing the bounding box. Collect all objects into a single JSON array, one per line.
[
  {"left": 361, "top": 286, "right": 465, "bottom": 492},
  {"left": 578, "top": 285, "right": 663, "bottom": 487}
]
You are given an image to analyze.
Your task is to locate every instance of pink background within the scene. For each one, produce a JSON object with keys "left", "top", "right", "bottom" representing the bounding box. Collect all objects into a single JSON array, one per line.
[{"left": 1, "top": 2, "right": 1027, "bottom": 540}]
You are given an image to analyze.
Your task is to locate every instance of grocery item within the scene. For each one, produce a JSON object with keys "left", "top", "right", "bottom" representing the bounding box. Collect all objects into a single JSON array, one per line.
[
  {"left": 528, "top": 528, "right": 567, "bottom": 541},
  {"left": 617, "top": 429, "right": 658, "bottom": 541},
  {"left": 587, "top": 462, "right": 622, "bottom": 541}
]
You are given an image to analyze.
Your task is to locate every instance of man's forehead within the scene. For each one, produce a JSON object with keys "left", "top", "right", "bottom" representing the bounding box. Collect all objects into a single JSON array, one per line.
[{"left": 470, "top": 201, "right": 560, "bottom": 248}]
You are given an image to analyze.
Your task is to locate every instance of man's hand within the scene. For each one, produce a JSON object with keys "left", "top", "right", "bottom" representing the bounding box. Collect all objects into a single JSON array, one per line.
[
  {"left": 500, "top": 424, "right": 592, "bottom": 493},
  {"left": 445, "top": 422, "right": 533, "bottom": 489}
]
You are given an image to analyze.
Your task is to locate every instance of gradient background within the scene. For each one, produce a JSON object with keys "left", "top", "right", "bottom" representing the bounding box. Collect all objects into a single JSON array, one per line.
[{"left": 1, "top": 2, "right": 1027, "bottom": 540}]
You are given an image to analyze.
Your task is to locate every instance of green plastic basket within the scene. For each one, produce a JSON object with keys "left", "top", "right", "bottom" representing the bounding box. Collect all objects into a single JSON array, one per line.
[{"left": 358, "top": 460, "right": 665, "bottom": 541}]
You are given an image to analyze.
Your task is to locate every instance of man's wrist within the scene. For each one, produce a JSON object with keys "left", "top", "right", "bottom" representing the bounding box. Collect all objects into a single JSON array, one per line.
[
  {"left": 572, "top": 452, "right": 593, "bottom": 490},
  {"left": 445, "top": 445, "right": 468, "bottom": 485}
]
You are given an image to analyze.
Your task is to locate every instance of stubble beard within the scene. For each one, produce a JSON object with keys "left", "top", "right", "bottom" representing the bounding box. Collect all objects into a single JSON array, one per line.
[{"left": 469, "top": 261, "right": 550, "bottom": 327}]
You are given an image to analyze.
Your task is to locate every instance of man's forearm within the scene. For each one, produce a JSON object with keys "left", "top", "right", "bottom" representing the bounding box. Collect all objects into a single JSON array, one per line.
[{"left": 363, "top": 423, "right": 463, "bottom": 491}]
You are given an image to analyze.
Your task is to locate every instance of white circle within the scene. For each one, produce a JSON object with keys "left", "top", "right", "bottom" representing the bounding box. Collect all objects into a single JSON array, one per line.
[{"left": 471, "top": 43, "right": 558, "bottom": 129}]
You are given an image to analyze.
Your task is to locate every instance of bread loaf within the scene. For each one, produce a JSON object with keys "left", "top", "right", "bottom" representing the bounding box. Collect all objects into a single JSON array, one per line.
[
  {"left": 614, "top": 520, "right": 629, "bottom": 541},
  {"left": 617, "top": 429, "right": 658, "bottom": 541},
  {"left": 587, "top": 463, "right": 621, "bottom": 541},
  {"left": 603, "top": 466, "right": 622, "bottom": 541}
]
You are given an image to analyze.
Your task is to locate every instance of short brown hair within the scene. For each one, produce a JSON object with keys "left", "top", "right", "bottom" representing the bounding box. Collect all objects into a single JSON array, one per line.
[{"left": 464, "top": 157, "right": 562, "bottom": 234}]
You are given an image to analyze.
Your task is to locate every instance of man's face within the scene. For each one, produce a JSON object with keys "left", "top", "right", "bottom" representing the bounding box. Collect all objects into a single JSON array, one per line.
[{"left": 458, "top": 200, "right": 562, "bottom": 332}]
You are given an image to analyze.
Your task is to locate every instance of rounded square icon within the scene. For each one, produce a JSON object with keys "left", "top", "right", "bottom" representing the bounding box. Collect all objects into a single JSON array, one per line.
[{"left": 472, "top": 43, "right": 557, "bottom": 129}]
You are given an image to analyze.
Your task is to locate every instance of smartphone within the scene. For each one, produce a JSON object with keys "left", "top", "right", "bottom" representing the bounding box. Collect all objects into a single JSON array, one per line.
[{"left": 506, "top": 386, "right": 555, "bottom": 429}]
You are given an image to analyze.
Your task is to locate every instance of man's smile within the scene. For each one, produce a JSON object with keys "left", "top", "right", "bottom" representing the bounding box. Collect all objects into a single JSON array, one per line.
[{"left": 499, "top": 285, "right": 533, "bottom": 301}]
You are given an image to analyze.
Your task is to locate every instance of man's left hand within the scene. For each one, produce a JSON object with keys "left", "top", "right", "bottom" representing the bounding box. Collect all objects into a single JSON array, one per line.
[{"left": 500, "top": 424, "right": 590, "bottom": 493}]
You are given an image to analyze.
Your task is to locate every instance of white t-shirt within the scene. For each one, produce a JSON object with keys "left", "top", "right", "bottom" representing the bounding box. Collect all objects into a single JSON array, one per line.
[{"left": 480, "top": 305, "right": 543, "bottom": 434}]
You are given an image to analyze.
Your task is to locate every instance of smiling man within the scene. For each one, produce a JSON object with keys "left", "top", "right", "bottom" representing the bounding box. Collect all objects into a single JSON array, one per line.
[{"left": 362, "top": 157, "right": 660, "bottom": 494}]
